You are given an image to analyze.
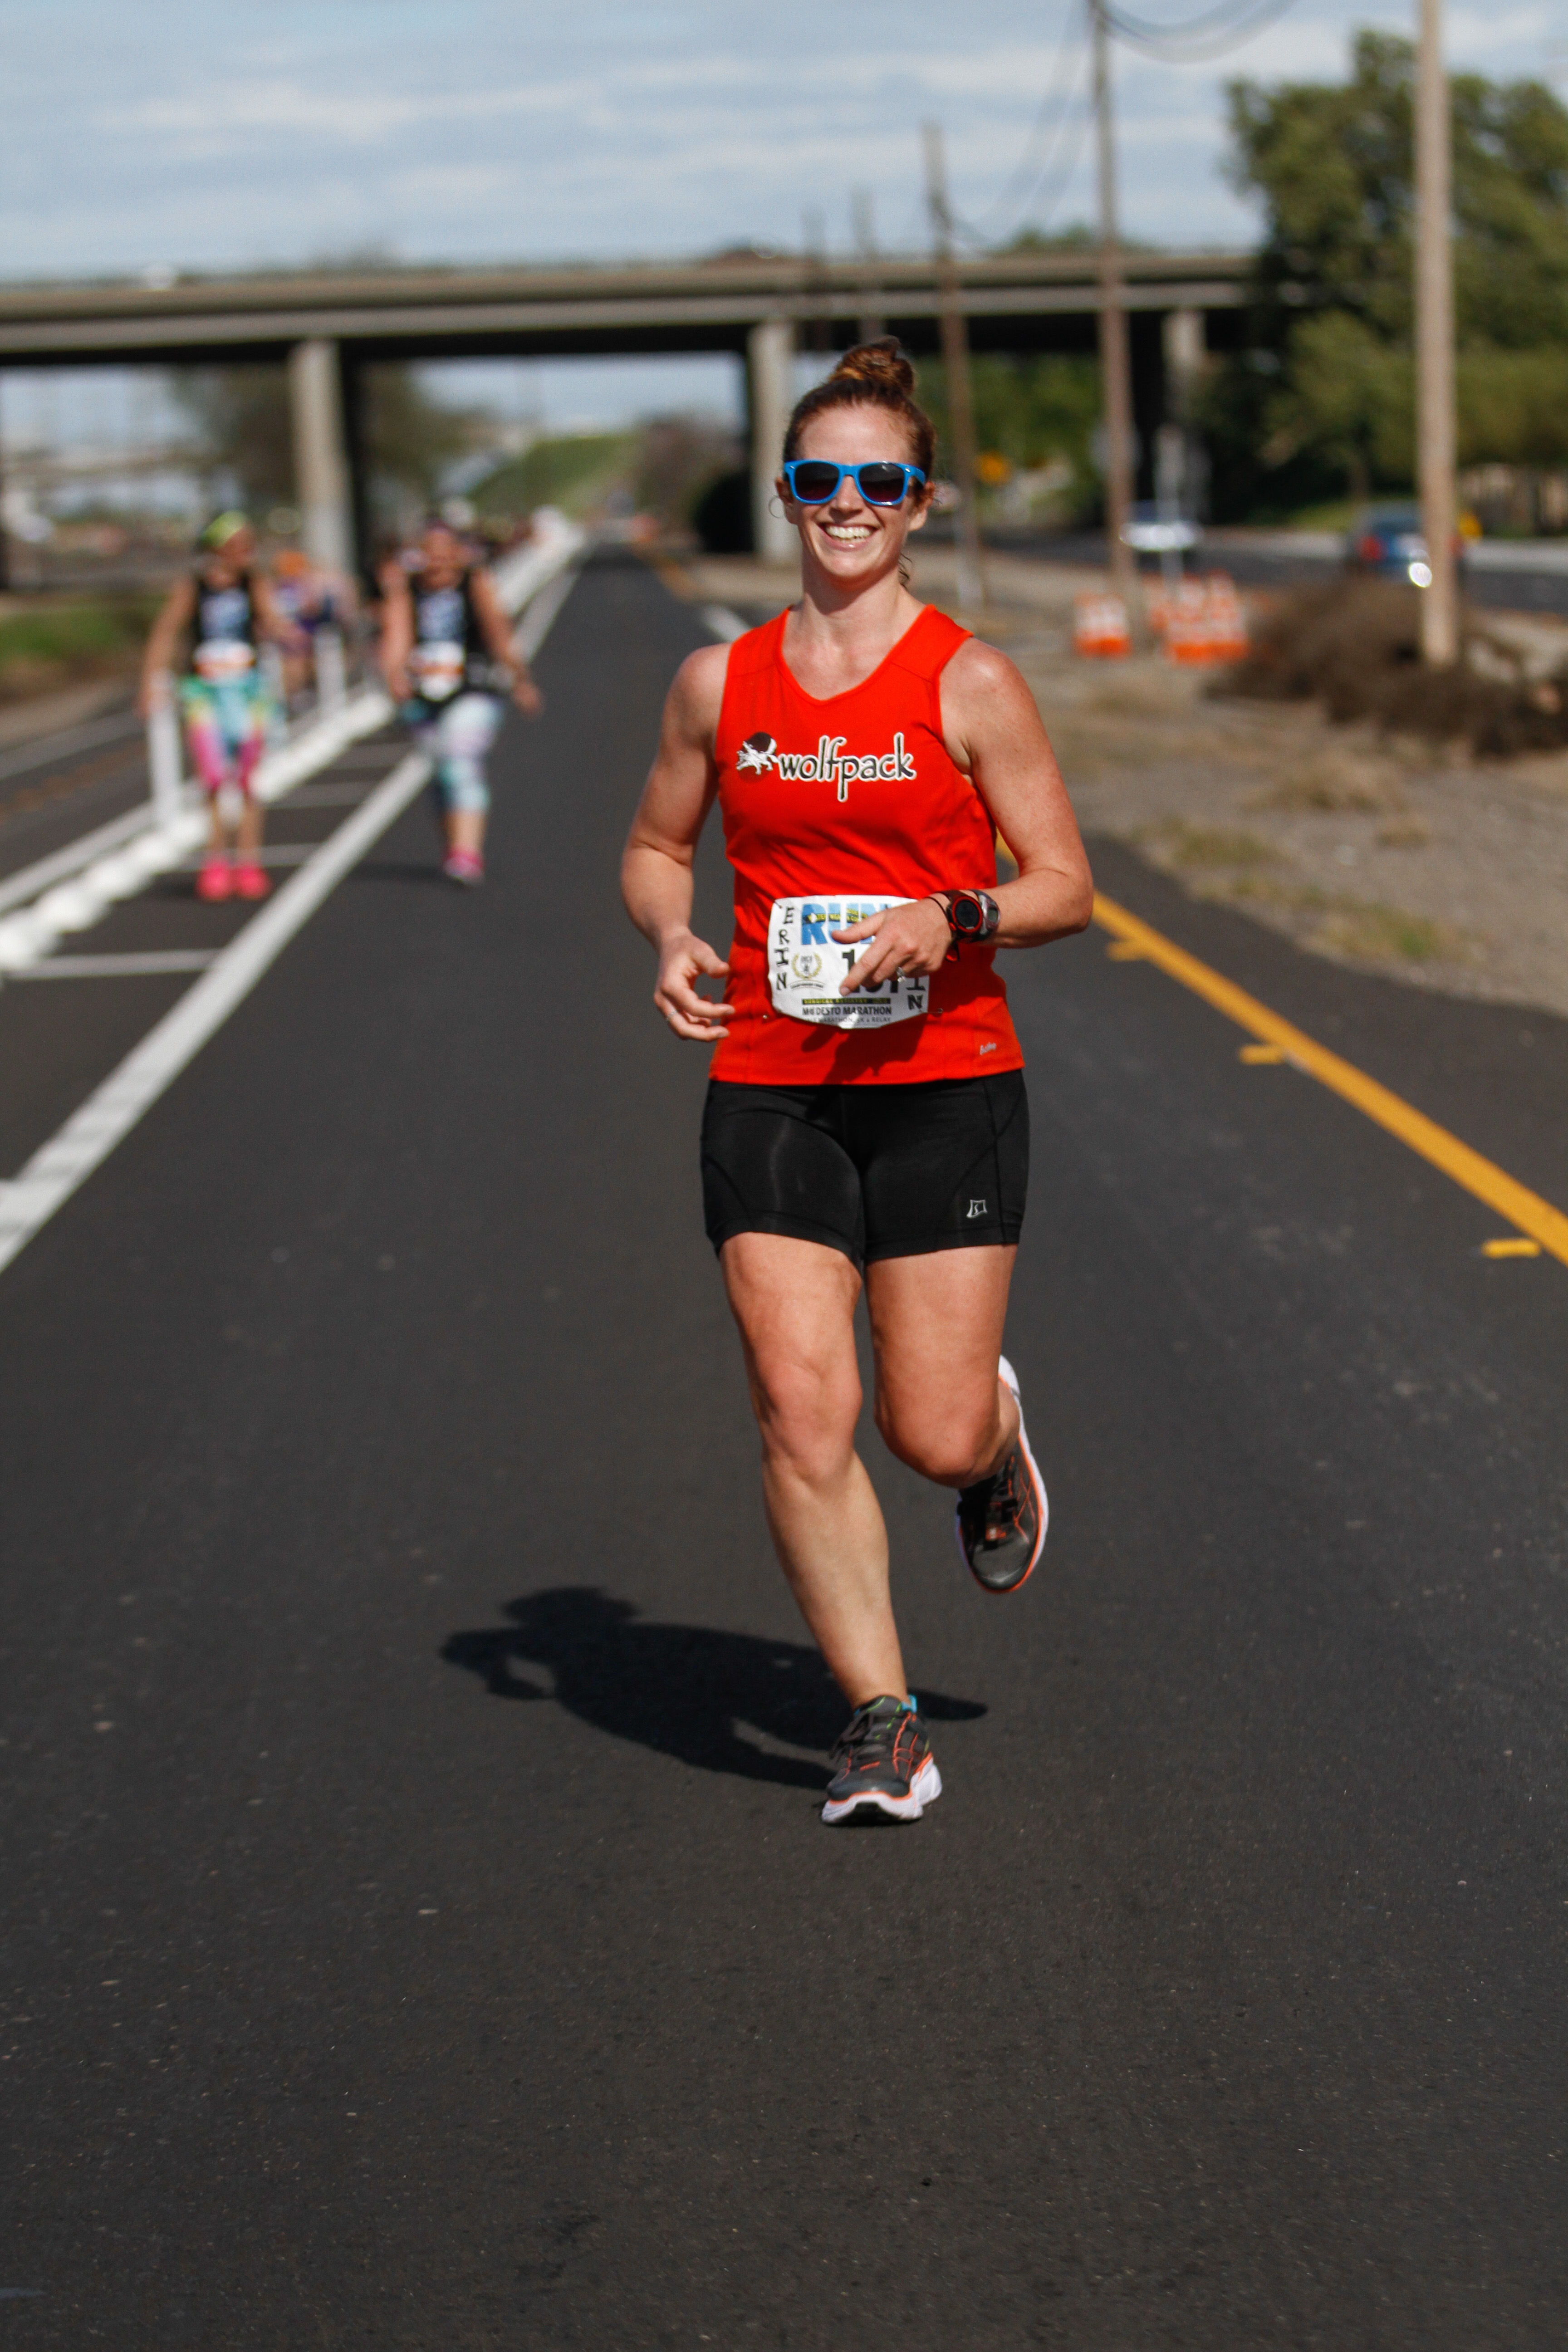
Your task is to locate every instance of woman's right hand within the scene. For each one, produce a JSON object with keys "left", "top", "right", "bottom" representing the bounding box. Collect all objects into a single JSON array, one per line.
[{"left": 654, "top": 928, "right": 732, "bottom": 1042}]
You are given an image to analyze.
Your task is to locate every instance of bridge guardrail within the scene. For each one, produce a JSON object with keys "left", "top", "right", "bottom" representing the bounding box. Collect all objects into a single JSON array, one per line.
[{"left": 0, "top": 517, "right": 583, "bottom": 978}]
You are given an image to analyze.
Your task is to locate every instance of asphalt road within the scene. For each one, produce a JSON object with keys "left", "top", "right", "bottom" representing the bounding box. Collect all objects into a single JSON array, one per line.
[
  {"left": 0, "top": 706, "right": 148, "bottom": 892},
  {"left": 992, "top": 527, "right": 1568, "bottom": 620},
  {"left": 2, "top": 553, "right": 1566, "bottom": 2347}
]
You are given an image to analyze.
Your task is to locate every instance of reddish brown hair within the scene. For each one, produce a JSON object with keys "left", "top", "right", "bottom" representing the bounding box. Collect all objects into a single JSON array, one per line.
[{"left": 782, "top": 338, "right": 936, "bottom": 482}]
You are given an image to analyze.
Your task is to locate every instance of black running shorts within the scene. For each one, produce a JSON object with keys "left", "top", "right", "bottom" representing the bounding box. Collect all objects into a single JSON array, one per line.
[{"left": 700, "top": 1072, "right": 1029, "bottom": 1271}]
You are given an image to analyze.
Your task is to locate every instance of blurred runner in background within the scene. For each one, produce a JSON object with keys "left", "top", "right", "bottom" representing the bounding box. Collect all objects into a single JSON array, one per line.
[
  {"left": 138, "top": 512, "right": 303, "bottom": 902},
  {"left": 378, "top": 518, "right": 543, "bottom": 886},
  {"left": 272, "top": 546, "right": 357, "bottom": 709}
]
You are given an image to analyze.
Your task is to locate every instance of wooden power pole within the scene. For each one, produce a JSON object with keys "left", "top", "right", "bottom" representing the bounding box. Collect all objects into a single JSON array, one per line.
[
  {"left": 922, "top": 120, "right": 987, "bottom": 613},
  {"left": 1091, "top": 0, "right": 1138, "bottom": 609},
  {"left": 1415, "top": 0, "right": 1459, "bottom": 665}
]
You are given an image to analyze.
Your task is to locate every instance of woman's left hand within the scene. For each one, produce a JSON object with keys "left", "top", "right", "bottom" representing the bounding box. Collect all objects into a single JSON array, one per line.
[{"left": 833, "top": 896, "right": 951, "bottom": 995}]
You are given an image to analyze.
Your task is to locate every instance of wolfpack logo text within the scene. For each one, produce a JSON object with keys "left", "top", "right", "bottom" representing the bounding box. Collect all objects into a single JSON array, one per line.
[{"left": 735, "top": 730, "right": 916, "bottom": 803}]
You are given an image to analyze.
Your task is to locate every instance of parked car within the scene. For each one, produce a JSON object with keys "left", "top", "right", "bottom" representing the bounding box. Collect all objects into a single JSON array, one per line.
[
  {"left": 1120, "top": 502, "right": 1200, "bottom": 558},
  {"left": 1344, "top": 505, "right": 1465, "bottom": 588}
]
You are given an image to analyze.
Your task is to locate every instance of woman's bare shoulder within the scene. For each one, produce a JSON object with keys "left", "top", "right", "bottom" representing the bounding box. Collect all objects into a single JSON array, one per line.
[{"left": 664, "top": 640, "right": 732, "bottom": 739}]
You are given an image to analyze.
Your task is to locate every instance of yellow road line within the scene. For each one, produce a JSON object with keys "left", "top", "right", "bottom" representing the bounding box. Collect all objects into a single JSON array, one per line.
[{"left": 1092, "top": 891, "right": 1568, "bottom": 1270}]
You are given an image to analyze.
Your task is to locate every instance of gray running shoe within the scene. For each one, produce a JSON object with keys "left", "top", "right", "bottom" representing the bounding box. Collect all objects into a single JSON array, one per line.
[
  {"left": 821, "top": 1695, "right": 941, "bottom": 1824},
  {"left": 955, "top": 1355, "right": 1049, "bottom": 1594}
]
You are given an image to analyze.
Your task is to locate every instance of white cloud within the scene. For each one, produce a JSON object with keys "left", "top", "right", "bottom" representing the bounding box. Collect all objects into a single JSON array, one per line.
[{"left": 0, "top": 0, "right": 1558, "bottom": 281}]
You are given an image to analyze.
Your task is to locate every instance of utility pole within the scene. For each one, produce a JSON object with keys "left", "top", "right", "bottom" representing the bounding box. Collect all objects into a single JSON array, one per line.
[
  {"left": 1091, "top": 0, "right": 1138, "bottom": 610},
  {"left": 1415, "top": 0, "right": 1459, "bottom": 665},
  {"left": 801, "top": 206, "right": 831, "bottom": 358},
  {"left": 852, "top": 188, "right": 884, "bottom": 346},
  {"left": 922, "top": 120, "right": 987, "bottom": 612}
]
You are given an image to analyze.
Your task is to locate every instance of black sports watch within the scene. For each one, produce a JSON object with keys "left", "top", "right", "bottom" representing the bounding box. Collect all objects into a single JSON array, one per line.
[{"left": 934, "top": 889, "right": 1001, "bottom": 943}]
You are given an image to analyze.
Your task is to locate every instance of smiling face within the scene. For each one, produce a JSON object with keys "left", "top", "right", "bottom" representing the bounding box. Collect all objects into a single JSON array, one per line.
[
  {"left": 201, "top": 524, "right": 255, "bottom": 586},
  {"left": 419, "top": 524, "right": 467, "bottom": 586},
  {"left": 779, "top": 403, "right": 931, "bottom": 590}
]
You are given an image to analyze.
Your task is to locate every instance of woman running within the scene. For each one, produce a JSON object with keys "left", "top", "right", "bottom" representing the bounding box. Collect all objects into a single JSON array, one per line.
[
  {"left": 622, "top": 341, "right": 1093, "bottom": 1824},
  {"left": 139, "top": 513, "right": 297, "bottom": 902},
  {"left": 379, "top": 518, "right": 543, "bottom": 885}
]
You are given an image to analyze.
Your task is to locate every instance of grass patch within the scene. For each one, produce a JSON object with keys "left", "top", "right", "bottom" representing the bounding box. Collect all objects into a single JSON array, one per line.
[
  {"left": 471, "top": 432, "right": 635, "bottom": 519},
  {"left": 0, "top": 597, "right": 157, "bottom": 702},
  {"left": 1146, "top": 820, "right": 1283, "bottom": 871},
  {"left": 1310, "top": 904, "right": 1462, "bottom": 964},
  {"left": 1247, "top": 764, "right": 1392, "bottom": 814},
  {"left": 1375, "top": 819, "right": 1430, "bottom": 848}
]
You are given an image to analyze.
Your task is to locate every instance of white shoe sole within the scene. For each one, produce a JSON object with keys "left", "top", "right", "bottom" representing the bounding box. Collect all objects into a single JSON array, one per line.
[
  {"left": 821, "top": 1754, "right": 942, "bottom": 1825},
  {"left": 952, "top": 1353, "right": 1049, "bottom": 1594}
]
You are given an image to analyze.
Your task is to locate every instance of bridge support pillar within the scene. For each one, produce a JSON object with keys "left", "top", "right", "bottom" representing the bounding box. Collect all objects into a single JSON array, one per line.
[
  {"left": 289, "top": 338, "right": 354, "bottom": 574},
  {"left": 747, "top": 319, "right": 796, "bottom": 565},
  {"left": 1162, "top": 306, "right": 1209, "bottom": 519}
]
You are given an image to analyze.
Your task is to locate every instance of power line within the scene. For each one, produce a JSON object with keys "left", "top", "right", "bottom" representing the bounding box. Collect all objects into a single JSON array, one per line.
[
  {"left": 1100, "top": 0, "right": 1296, "bottom": 62},
  {"left": 960, "top": 0, "right": 1092, "bottom": 240}
]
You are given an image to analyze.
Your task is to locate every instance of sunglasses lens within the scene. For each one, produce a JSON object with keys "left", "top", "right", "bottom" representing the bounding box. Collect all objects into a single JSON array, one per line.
[
  {"left": 790, "top": 462, "right": 840, "bottom": 503},
  {"left": 858, "top": 464, "right": 910, "bottom": 505}
]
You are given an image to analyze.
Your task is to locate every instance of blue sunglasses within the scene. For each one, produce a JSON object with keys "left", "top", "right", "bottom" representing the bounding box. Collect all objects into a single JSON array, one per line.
[{"left": 781, "top": 459, "right": 927, "bottom": 507}]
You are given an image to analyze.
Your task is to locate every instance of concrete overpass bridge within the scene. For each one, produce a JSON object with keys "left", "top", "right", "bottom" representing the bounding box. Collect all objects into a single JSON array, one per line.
[{"left": 0, "top": 247, "right": 1252, "bottom": 571}]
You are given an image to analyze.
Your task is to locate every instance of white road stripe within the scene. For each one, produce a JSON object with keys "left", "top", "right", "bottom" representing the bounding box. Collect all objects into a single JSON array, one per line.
[
  {"left": 702, "top": 604, "right": 750, "bottom": 642},
  {"left": 0, "top": 545, "right": 583, "bottom": 1281},
  {"left": 0, "top": 750, "right": 431, "bottom": 1276},
  {"left": 0, "top": 803, "right": 157, "bottom": 919},
  {"left": 0, "top": 708, "right": 142, "bottom": 785},
  {"left": 13, "top": 951, "right": 219, "bottom": 980}
]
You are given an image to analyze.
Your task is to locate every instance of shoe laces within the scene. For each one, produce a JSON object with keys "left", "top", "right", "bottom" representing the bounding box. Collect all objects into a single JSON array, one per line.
[
  {"left": 830, "top": 1696, "right": 908, "bottom": 1769},
  {"left": 964, "top": 1449, "right": 1024, "bottom": 1547}
]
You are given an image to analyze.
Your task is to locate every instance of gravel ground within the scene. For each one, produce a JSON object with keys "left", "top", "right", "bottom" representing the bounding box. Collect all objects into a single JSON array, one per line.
[{"left": 676, "top": 548, "right": 1568, "bottom": 1022}]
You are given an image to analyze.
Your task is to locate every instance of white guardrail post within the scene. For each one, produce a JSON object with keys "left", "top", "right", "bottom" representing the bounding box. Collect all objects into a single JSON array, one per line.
[
  {"left": 0, "top": 518, "right": 584, "bottom": 980},
  {"left": 314, "top": 626, "right": 347, "bottom": 718},
  {"left": 147, "top": 677, "right": 184, "bottom": 825}
]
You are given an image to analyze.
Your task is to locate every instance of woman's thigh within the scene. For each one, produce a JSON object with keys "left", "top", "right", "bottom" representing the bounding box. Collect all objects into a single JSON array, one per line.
[
  {"left": 865, "top": 1244, "right": 1017, "bottom": 1477},
  {"left": 719, "top": 1232, "right": 864, "bottom": 1475}
]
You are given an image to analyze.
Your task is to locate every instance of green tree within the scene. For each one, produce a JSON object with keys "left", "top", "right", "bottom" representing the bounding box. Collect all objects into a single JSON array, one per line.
[
  {"left": 1204, "top": 31, "right": 1568, "bottom": 515},
  {"left": 175, "top": 362, "right": 482, "bottom": 533},
  {"left": 173, "top": 365, "right": 295, "bottom": 512},
  {"left": 917, "top": 353, "right": 1102, "bottom": 518}
]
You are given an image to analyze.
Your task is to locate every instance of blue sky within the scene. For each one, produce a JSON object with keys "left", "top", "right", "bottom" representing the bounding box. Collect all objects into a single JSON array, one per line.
[{"left": 2, "top": 0, "right": 1562, "bottom": 432}]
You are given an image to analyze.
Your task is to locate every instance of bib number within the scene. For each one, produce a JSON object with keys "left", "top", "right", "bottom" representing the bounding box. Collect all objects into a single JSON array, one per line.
[
  {"left": 193, "top": 639, "right": 255, "bottom": 683},
  {"left": 767, "top": 895, "right": 927, "bottom": 1029},
  {"left": 411, "top": 641, "right": 466, "bottom": 702}
]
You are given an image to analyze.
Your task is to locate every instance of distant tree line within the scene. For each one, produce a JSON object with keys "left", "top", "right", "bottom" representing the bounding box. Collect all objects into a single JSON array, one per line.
[{"left": 1200, "top": 30, "right": 1568, "bottom": 519}]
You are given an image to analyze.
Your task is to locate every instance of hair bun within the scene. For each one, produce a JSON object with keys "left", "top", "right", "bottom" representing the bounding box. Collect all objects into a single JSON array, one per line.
[{"left": 829, "top": 338, "right": 916, "bottom": 397}]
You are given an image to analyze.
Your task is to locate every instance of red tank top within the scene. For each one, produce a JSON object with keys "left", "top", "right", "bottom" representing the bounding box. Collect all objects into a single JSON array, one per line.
[{"left": 709, "top": 604, "right": 1024, "bottom": 1086}]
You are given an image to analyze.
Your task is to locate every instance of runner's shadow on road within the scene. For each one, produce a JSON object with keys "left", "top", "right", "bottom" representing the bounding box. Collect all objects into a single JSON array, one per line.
[{"left": 441, "top": 1587, "right": 986, "bottom": 1791}]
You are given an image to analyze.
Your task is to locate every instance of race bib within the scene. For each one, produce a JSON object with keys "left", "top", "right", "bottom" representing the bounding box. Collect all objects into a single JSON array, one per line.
[
  {"left": 767, "top": 895, "right": 928, "bottom": 1029},
  {"left": 193, "top": 638, "right": 255, "bottom": 682},
  {"left": 410, "top": 641, "right": 466, "bottom": 702}
]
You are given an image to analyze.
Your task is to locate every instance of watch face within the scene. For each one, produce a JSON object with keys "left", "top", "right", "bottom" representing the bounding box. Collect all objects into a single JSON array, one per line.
[{"left": 951, "top": 892, "right": 985, "bottom": 936}]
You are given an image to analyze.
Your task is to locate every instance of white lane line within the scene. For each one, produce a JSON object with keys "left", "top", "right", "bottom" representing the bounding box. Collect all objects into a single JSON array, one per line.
[
  {"left": 0, "top": 750, "right": 431, "bottom": 1277},
  {"left": 0, "top": 802, "right": 157, "bottom": 919},
  {"left": 516, "top": 562, "right": 578, "bottom": 657},
  {"left": 702, "top": 604, "right": 749, "bottom": 642},
  {"left": 13, "top": 951, "right": 219, "bottom": 980},
  {"left": 0, "top": 708, "right": 142, "bottom": 786},
  {"left": 0, "top": 552, "right": 583, "bottom": 1280}
]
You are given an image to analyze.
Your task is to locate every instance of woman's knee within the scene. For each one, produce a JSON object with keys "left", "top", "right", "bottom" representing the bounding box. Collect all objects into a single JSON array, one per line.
[
  {"left": 750, "top": 1353, "right": 861, "bottom": 1483},
  {"left": 876, "top": 1382, "right": 999, "bottom": 1487}
]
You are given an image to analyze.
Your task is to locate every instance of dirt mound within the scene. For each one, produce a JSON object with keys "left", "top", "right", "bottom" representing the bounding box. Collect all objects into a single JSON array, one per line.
[{"left": 1215, "top": 579, "right": 1568, "bottom": 757}]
